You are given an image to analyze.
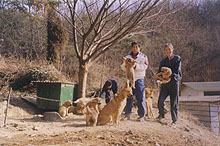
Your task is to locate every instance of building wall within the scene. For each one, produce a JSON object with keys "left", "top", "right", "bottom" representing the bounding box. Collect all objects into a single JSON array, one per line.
[
  {"left": 179, "top": 101, "right": 220, "bottom": 135},
  {"left": 210, "top": 103, "right": 220, "bottom": 135},
  {"left": 181, "top": 87, "right": 203, "bottom": 96}
]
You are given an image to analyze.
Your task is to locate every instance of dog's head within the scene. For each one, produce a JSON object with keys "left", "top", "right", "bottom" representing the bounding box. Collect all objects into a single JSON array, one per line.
[
  {"left": 145, "top": 88, "right": 154, "bottom": 99},
  {"left": 123, "top": 57, "right": 136, "bottom": 68},
  {"left": 62, "top": 100, "right": 72, "bottom": 108},
  {"left": 122, "top": 82, "right": 133, "bottom": 98},
  {"left": 161, "top": 67, "right": 172, "bottom": 75}
]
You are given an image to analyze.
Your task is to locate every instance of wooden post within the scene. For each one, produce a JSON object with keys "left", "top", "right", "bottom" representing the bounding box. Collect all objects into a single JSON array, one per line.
[{"left": 3, "top": 87, "right": 12, "bottom": 126}]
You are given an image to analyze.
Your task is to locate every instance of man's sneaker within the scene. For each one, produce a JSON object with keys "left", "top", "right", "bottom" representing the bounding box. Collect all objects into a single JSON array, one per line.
[
  {"left": 121, "top": 115, "right": 131, "bottom": 121},
  {"left": 156, "top": 115, "right": 165, "bottom": 121},
  {"left": 171, "top": 122, "right": 177, "bottom": 128},
  {"left": 136, "top": 117, "right": 144, "bottom": 122}
]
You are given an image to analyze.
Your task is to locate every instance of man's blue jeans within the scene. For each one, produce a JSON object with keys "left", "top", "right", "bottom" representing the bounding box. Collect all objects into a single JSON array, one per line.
[{"left": 124, "top": 78, "right": 146, "bottom": 117}]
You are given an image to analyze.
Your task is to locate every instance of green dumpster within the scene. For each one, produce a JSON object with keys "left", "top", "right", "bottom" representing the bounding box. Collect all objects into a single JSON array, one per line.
[{"left": 35, "top": 81, "right": 78, "bottom": 110}]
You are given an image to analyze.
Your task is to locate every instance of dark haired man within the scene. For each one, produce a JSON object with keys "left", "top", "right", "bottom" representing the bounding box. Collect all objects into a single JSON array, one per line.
[
  {"left": 121, "top": 41, "right": 148, "bottom": 122},
  {"left": 156, "top": 43, "right": 182, "bottom": 126},
  {"left": 100, "top": 78, "right": 118, "bottom": 104}
]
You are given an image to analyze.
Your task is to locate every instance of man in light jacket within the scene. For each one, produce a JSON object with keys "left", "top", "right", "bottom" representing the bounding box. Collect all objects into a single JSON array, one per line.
[{"left": 121, "top": 42, "right": 148, "bottom": 122}]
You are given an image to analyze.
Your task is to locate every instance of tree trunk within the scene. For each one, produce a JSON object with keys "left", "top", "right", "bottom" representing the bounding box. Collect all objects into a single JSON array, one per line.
[{"left": 78, "top": 61, "right": 89, "bottom": 98}]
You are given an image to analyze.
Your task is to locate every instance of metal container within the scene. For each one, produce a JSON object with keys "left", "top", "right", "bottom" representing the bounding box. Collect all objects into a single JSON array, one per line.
[{"left": 35, "top": 81, "right": 78, "bottom": 110}]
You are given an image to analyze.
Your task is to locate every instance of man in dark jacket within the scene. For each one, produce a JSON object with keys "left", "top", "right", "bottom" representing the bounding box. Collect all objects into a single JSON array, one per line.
[
  {"left": 156, "top": 43, "right": 182, "bottom": 126},
  {"left": 100, "top": 78, "right": 118, "bottom": 104}
]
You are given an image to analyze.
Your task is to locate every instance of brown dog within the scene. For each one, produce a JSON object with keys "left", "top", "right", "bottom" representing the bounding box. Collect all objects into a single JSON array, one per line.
[
  {"left": 74, "top": 100, "right": 86, "bottom": 115},
  {"left": 58, "top": 100, "right": 72, "bottom": 117},
  {"left": 123, "top": 57, "right": 136, "bottom": 88},
  {"left": 145, "top": 88, "right": 154, "bottom": 119},
  {"left": 73, "top": 97, "right": 98, "bottom": 115},
  {"left": 152, "top": 67, "right": 172, "bottom": 84},
  {"left": 86, "top": 97, "right": 102, "bottom": 113},
  {"left": 68, "top": 106, "right": 76, "bottom": 114},
  {"left": 97, "top": 83, "right": 133, "bottom": 125},
  {"left": 86, "top": 106, "right": 99, "bottom": 126}
]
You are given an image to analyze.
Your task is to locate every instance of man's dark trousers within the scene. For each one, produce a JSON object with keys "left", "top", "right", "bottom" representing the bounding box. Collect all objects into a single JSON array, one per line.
[{"left": 158, "top": 80, "right": 179, "bottom": 123}]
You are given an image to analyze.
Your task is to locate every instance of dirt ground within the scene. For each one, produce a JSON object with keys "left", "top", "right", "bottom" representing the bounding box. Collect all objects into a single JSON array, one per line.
[{"left": 0, "top": 95, "right": 220, "bottom": 146}]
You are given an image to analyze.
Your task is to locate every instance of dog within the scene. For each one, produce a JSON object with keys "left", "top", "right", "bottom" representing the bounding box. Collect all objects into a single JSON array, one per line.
[
  {"left": 86, "top": 97, "right": 102, "bottom": 113},
  {"left": 86, "top": 106, "right": 99, "bottom": 126},
  {"left": 152, "top": 67, "right": 172, "bottom": 84},
  {"left": 58, "top": 100, "right": 72, "bottom": 117},
  {"left": 123, "top": 57, "right": 136, "bottom": 88},
  {"left": 68, "top": 106, "right": 76, "bottom": 114},
  {"left": 97, "top": 83, "right": 133, "bottom": 125},
  {"left": 73, "top": 97, "right": 102, "bottom": 115},
  {"left": 145, "top": 88, "right": 154, "bottom": 119},
  {"left": 74, "top": 100, "right": 86, "bottom": 115}
]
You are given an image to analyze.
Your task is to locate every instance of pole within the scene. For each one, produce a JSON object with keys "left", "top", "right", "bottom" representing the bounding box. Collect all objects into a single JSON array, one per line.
[{"left": 3, "top": 87, "right": 12, "bottom": 126}]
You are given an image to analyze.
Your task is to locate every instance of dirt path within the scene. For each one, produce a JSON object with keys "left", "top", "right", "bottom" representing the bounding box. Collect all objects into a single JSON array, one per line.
[{"left": 1, "top": 106, "right": 220, "bottom": 146}]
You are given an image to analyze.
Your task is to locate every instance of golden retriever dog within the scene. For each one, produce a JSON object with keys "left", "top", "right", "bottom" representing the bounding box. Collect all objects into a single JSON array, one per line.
[
  {"left": 123, "top": 57, "right": 136, "bottom": 88},
  {"left": 86, "top": 106, "right": 99, "bottom": 126},
  {"left": 152, "top": 67, "right": 172, "bottom": 84},
  {"left": 145, "top": 88, "right": 154, "bottom": 119},
  {"left": 58, "top": 100, "right": 72, "bottom": 117},
  {"left": 97, "top": 83, "right": 133, "bottom": 125}
]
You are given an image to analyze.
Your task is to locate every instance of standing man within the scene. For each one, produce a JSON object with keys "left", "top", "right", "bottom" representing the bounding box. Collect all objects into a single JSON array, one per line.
[
  {"left": 121, "top": 42, "right": 148, "bottom": 122},
  {"left": 156, "top": 43, "right": 182, "bottom": 125},
  {"left": 100, "top": 78, "right": 118, "bottom": 104}
]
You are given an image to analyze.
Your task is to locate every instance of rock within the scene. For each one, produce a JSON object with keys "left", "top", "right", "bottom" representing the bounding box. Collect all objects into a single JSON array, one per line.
[
  {"left": 184, "top": 126, "right": 190, "bottom": 132},
  {"left": 33, "top": 126, "right": 40, "bottom": 131},
  {"left": 43, "top": 112, "right": 63, "bottom": 121}
]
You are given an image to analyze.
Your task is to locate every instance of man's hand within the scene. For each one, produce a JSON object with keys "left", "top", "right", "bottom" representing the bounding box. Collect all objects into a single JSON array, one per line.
[{"left": 114, "top": 93, "right": 118, "bottom": 97}]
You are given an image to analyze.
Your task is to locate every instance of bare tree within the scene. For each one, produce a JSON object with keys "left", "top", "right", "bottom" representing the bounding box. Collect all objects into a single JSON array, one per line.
[{"left": 46, "top": 0, "right": 182, "bottom": 98}]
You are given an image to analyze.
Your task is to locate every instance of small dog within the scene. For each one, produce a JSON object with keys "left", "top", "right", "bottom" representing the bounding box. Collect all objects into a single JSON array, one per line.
[
  {"left": 73, "top": 97, "right": 101, "bottom": 115},
  {"left": 86, "top": 106, "right": 99, "bottom": 126},
  {"left": 86, "top": 97, "right": 102, "bottom": 113},
  {"left": 75, "top": 100, "right": 86, "bottom": 115},
  {"left": 145, "top": 88, "right": 154, "bottom": 119},
  {"left": 123, "top": 57, "right": 136, "bottom": 88},
  {"left": 97, "top": 83, "right": 133, "bottom": 125},
  {"left": 58, "top": 100, "right": 72, "bottom": 117},
  {"left": 152, "top": 67, "right": 172, "bottom": 84},
  {"left": 68, "top": 106, "right": 76, "bottom": 114}
]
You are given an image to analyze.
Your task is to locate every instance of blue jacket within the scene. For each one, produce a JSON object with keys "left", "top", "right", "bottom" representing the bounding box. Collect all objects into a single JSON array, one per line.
[
  {"left": 158, "top": 54, "right": 182, "bottom": 82},
  {"left": 100, "top": 78, "right": 118, "bottom": 98}
]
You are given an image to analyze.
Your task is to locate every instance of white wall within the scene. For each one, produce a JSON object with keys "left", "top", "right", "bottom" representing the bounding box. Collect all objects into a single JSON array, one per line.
[{"left": 181, "top": 87, "right": 203, "bottom": 96}]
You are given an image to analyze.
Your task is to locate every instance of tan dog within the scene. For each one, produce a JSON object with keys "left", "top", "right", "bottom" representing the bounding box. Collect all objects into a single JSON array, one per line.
[
  {"left": 86, "top": 106, "right": 99, "bottom": 126},
  {"left": 145, "top": 88, "right": 154, "bottom": 119},
  {"left": 152, "top": 67, "right": 172, "bottom": 84},
  {"left": 123, "top": 57, "right": 136, "bottom": 88},
  {"left": 68, "top": 106, "right": 76, "bottom": 114},
  {"left": 86, "top": 97, "right": 102, "bottom": 113},
  {"left": 75, "top": 100, "right": 86, "bottom": 115},
  {"left": 58, "top": 100, "right": 72, "bottom": 117},
  {"left": 73, "top": 97, "right": 95, "bottom": 115},
  {"left": 97, "top": 83, "right": 133, "bottom": 125}
]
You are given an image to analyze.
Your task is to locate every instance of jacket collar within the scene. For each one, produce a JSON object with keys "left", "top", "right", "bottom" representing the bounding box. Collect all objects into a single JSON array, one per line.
[{"left": 130, "top": 52, "right": 139, "bottom": 59}]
